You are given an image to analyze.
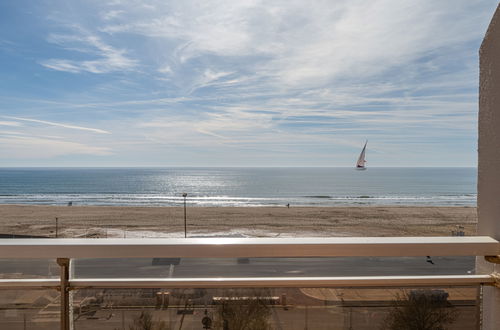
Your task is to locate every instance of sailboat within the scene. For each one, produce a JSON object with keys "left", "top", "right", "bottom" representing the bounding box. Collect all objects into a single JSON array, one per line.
[{"left": 356, "top": 141, "right": 367, "bottom": 170}]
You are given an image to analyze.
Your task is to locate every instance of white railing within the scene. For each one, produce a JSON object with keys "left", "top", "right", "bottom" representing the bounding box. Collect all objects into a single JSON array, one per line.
[
  {"left": 0, "top": 236, "right": 499, "bottom": 330},
  {"left": 0, "top": 275, "right": 495, "bottom": 289},
  {"left": 1, "top": 236, "right": 498, "bottom": 258}
]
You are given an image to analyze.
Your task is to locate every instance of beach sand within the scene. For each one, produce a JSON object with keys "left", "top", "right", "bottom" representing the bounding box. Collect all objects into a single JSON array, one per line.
[{"left": 0, "top": 205, "right": 477, "bottom": 238}]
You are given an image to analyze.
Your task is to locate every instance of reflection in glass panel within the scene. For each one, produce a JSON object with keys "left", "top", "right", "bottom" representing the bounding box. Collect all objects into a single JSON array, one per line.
[
  {"left": 0, "top": 289, "right": 59, "bottom": 330},
  {"left": 72, "top": 256, "right": 476, "bottom": 279},
  {"left": 73, "top": 286, "right": 479, "bottom": 330},
  {"left": 0, "top": 259, "right": 59, "bottom": 279}
]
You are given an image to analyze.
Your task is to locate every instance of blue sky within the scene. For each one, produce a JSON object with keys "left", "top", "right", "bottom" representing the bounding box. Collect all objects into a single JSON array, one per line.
[{"left": 0, "top": 0, "right": 497, "bottom": 167}]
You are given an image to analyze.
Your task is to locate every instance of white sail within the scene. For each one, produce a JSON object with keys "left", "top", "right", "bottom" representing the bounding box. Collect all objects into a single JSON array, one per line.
[{"left": 356, "top": 141, "right": 367, "bottom": 169}]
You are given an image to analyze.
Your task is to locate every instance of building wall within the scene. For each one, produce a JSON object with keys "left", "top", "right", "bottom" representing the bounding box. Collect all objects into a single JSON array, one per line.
[{"left": 478, "top": 4, "right": 500, "bottom": 329}]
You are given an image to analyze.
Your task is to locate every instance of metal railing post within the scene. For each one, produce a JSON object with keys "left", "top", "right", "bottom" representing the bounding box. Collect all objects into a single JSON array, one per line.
[
  {"left": 184, "top": 196, "right": 187, "bottom": 238},
  {"left": 57, "top": 258, "right": 70, "bottom": 330}
]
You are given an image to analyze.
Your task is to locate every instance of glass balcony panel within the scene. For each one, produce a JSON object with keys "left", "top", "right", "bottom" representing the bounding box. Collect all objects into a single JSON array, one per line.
[
  {"left": 72, "top": 286, "right": 479, "bottom": 330},
  {"left": 0, "top": 259, "right": 59, "bottom": 279},
  {"left": 72, "top": 256, "right": 476, "bottom": 279},
  {"left": 0, "top": 289, "right": 59, "bottom": 330}
]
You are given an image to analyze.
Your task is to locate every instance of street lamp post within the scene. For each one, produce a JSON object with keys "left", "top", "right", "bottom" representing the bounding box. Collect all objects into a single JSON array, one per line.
[{"left": 182, "top": 193, "right": 187, "bottom": 238}]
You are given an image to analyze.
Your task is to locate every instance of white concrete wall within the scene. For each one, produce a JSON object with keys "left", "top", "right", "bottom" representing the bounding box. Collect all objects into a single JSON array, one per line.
[{"left": 478, "top": 4, "right": 500, "bottom": 329}]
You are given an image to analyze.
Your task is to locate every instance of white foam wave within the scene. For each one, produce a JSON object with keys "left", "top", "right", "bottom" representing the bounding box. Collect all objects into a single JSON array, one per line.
[{"left": 0, "top": 193, "right": 477, "bottom": 207}]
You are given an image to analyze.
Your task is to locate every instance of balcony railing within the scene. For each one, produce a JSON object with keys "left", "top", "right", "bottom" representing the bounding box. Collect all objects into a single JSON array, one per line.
[{"left": 0, "top": 236, "right": 498, "bottom": 329}]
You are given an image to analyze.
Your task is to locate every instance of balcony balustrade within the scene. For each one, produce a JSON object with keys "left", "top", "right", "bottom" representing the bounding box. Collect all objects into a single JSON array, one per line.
[{"left": 0, "top": 236, "right": 498, "bottom": 329}]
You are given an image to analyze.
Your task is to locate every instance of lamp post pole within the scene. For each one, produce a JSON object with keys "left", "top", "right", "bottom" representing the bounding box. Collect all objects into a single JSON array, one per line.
[{"left": 182, "top": 193, "right": 187, "bottom": 238}]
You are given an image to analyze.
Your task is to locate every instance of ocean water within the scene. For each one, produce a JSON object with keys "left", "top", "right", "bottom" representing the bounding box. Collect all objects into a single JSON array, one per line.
[{"left": 0, "top": 168, "right": 476, "bottom": 207}]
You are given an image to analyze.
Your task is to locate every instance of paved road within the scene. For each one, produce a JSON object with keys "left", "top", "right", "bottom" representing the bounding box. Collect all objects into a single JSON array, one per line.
[{"left": 0, "top": 256, "right": 475, "bottom": 279}]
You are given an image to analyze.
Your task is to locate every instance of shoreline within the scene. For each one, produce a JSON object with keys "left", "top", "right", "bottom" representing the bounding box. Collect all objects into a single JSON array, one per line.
[{"left": 0, "top": 205, "right": 477, "bottom": 238}]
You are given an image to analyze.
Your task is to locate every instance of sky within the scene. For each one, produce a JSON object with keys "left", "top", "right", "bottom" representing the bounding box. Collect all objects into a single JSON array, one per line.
[{"left": 0, "top": 0, "right": 498, "bottom": 167}]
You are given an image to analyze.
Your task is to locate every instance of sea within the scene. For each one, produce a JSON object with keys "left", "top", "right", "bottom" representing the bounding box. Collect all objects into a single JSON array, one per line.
[{"left": 0, "top": 167, "right": 476, "bottom": 207}]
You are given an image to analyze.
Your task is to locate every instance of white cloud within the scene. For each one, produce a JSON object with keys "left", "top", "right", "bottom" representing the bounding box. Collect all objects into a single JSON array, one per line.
[
  {"left": 101, "top": 10, "right": 124, "bottom": 21},
  {"left": 0, "top": 135, "right": 111, "bottom": 158},
  {"left": 0, "top": 121, "right": 22, "bottom": 127},
  {"left": 97, "top": 0, "right": 492, "bottom": 87},
  {"left": 3, "top": 116, "right": 111, "bottom": 134},
  {"left": 40, "top": 32, "right": 137, "bottom": 74},
  {"left": 158, "top": 64, "right": 172, "bottom": 74}
]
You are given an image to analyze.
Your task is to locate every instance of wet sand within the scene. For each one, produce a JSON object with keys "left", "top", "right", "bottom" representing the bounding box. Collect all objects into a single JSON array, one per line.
[{"left": 0, "top": 205, "right": 477, "bottom": 238}]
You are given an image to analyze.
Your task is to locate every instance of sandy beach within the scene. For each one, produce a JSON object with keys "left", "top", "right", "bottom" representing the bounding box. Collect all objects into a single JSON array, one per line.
[{"left": 0, "top": 205, "right": 477, "bottom": 238}]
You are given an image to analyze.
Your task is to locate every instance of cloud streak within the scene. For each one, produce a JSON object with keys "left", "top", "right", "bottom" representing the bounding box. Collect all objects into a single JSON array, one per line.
[
  {"left": 3, "top": 116, "right": 111, "bottom": 134},
  {"left": 0, "top": 121, "right": 23, "bottom": 127},
  {"left": 40, "top": 32, "right": 137, "bottom": 74},
  {"left": 0, "top": 134, "right": 112, "bottom": 158}
]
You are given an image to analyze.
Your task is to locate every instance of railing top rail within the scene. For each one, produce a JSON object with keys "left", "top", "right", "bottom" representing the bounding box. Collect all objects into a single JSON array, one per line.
[
  {"left": 0, "top": 275, "right": 493, "bottom": 289},
  {"left": 69, "top": 275, "right": 495, "bottom": 288},
  {"left": 0, "top": 236, "right": 497, "bottom": 259}
]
